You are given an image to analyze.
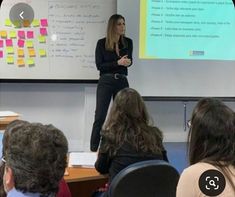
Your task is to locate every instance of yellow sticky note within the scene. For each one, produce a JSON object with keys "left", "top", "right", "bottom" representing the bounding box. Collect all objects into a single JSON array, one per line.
[
  {"left": 6, "top": 56, "right": 14, "bottom": 64},
  {"left": 27, "top": 58, "right": 35, "bottom": 66},
  {"left": 5, "top": 19, "right": 12, "bottom": 27},
  {"left": 0, "top": 31, "right": 7, "bottom": 38},
  {"left": 17, "top": 58, "right": 25, "bottom": 67},
  {"left": 39, "top": 49, "right": 46, "bottom": 57},
  {"left": 9, "top": 31, "right": 17, "bottom": 38},
  {"left": 26, "top": 40, "right": 34, "bottom": 48},
  {"left": 32, "top": 19, "right": 40, "bottom": 27},
  {"left": 6, "top": 47, "right": 14, "bottom": 54},
  {"left": 28, "top": 48, "right": 36, "bottom": 57},
  {"left": 13, "top": 20, "right": 21, "bottom": 28},
  {"left": 38, "top": 35, "right": 46, "bottom": 43},
  {"left": 17, "top": 49, "right": 24, "bottom": 57}
]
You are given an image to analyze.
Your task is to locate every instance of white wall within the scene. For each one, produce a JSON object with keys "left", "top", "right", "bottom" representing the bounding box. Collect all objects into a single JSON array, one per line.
[
  {"left": 0, "top": 83, "right": 95, "bottom": 151},
  {"left": 1, "top": 83, "right": 235, "bottom": 151}
]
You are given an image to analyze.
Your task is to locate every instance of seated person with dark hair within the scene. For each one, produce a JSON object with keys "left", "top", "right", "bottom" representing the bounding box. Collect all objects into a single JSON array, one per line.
[
  {"left": 1, "top": 120, "right": 68, "bottom": 197},
  {"left": 177, "top": 98, "right": 235, "bottom": 196},
  {"left": 94, "top": 88, "right": 168, "bottom": 197}
]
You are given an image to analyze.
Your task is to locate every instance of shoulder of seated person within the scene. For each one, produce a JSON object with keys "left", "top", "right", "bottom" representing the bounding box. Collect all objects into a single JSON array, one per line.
[{"left": 182, "top": 162, "right": 218, "bottom": 176}]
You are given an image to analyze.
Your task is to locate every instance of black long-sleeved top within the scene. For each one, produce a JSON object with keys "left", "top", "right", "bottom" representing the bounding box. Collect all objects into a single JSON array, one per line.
[
  {"left": 95, "top": 37, "right": 133, "bottom": 76},
  {"left": 95, "top": 141, "right": 168, "bottom": 182}
]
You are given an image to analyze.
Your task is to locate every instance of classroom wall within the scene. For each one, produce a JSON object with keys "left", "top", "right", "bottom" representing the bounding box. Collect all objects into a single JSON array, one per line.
[{"left": 0, "top": 83, "right": 202, "bottom": 151}]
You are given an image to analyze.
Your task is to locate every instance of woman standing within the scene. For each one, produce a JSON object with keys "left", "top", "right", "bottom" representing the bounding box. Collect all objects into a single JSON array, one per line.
[{"left": 90, "top": 14, "right": 133, "bottom": 151}]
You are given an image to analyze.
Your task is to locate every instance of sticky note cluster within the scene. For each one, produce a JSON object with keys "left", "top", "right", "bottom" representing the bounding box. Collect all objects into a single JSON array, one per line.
[{"left": 0, "top": 18, "right": 48, "bottom": 67}]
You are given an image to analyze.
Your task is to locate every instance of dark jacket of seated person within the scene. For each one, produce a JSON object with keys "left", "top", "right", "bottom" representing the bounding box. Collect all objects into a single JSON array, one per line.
[
  {"left": 95, "top": 138, "right": 168, "bottom": 182},
  {"left": 95, "top": 88, "right": 168, "bottom": 183}
]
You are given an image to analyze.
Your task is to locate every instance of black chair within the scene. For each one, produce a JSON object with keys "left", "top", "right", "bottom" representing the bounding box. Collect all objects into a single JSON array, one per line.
[{"left": 108, "top": 160, "right": 179, "bottom": 197}]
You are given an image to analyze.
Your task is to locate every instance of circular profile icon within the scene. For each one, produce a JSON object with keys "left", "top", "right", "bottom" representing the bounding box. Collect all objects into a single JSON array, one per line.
[
  {"left": 198, "top": 169, "right": 226, "bottom": 196},
  {"left": 9, "top": 3, "right": 34, "bottom": 28}
]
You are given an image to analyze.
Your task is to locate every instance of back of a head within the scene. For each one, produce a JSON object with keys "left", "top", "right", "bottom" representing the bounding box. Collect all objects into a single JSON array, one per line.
[
  {"left": 188, "top": 98, "right": 235, "bottom": 165},
  {"left": 103, "top": 88, "right": 163, "bottom": 155},
  {"left": 111, "top": 88, "right": 148, "bottom": 122},
  {"left": 5, "top": 122, "right": 68, "bottom": 196},
  {"left": 3, "top": 120, "right": 30, "bottom": 155}
]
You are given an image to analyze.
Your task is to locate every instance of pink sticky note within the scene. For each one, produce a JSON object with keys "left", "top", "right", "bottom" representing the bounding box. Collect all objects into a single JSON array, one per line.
[
  {"left": 27, "top": 31, "right": 34, "bottom": 39},
  {"left": 40, "top": 28, "right": 47, "bottom": 36},
  {"left": 0, "top": 40, "right": 3, "bottom": 47},
  {"left": 18, "top": 31, "right": 25, "bottom": 39},
  {"left": 0, "top": 51, "right": 3, "bottom": 58},
  {"left": 40, "top": 19, "right": 48, "bottom": 27},
  {"left": 18, "top": 39, "right": 25, "bottom": 48},
  {"left": 6, "top": 39, "right": 13, "bottom": 47}
]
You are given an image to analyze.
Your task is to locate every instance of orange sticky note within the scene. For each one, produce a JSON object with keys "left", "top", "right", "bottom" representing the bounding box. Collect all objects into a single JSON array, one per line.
[
  {"left": 17, "top": 58, "right": 25, "bottom": 67},
  {"left": 28, "top": 48, "right": 36, "bottom": 57},
  {"left": 17, "top": 49, "right": 24, "bottom": 57},
  {"left": 23, "top": 20, "right": 30, "bottom": 27},
  {"left": 0, "top": 31, "right": 7, "bottom": 38}
]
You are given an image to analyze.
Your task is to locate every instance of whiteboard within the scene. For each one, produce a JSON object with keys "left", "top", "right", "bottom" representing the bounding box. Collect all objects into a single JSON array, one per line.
[
  {"left": 118, "top": 0, "right": 235, "bottom": 97},
  {"left": 0, "top": 0, "right": 116, "bottom": 80}
]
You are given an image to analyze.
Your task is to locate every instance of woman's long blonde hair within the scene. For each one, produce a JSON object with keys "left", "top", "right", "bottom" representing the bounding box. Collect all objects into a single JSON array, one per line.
[{"left": 105, "top": 14, "right": 126, "bottom": 51}]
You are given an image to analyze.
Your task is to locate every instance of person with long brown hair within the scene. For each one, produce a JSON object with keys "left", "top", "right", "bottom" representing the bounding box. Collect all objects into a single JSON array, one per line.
[
  {"left": 90, "top": 14, "right": 133, "bottom": 152},
  {"left": 177, "top": 98, "right": 235, "bottom": 196},
  {"left": 94, "top": 88, "right": 168, "bottom": 196}
]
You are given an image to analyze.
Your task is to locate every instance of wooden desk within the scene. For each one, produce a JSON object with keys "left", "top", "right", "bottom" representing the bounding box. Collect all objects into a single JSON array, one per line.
[
  {"left": 64, "top": 167, "right": 108, "bottom": 197},
  {"left": 0, "top": 116, "right": 19, "bottom": 130}
]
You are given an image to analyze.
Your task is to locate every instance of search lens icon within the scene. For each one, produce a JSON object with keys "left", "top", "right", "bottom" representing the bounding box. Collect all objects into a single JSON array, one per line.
[
  {"left": 199, "top": 169, "right": 226, "bottom": 196},
  {"left": 209, "top": 180, "right": 216, "bottom": 187}
]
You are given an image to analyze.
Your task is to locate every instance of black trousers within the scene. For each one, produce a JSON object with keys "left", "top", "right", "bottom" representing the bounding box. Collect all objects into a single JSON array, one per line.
[{"left": 90, "top": 74, "right": 129, "bottom": 151}]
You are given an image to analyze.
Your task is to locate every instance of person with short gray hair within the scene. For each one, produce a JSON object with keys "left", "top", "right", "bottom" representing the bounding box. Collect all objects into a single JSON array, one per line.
[{"left": 2, "top": 120, "right": 68, "bottom": 197}]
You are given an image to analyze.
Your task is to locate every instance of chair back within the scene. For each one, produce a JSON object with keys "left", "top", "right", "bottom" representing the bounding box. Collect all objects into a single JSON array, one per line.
[{"left": 108, "top": 160, "right": 179, "bottom": 197}]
